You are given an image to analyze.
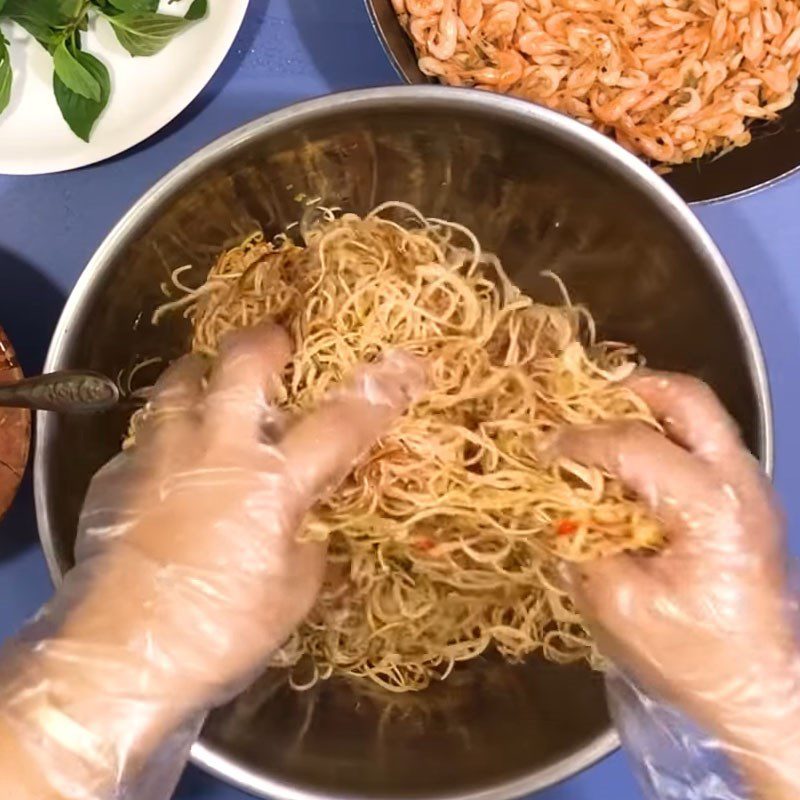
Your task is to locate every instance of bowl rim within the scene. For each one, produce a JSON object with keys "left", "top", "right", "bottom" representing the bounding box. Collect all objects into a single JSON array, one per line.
[
  {"left": 34, "top": 85, "right": 774, "bottom": 800},
  {"left": 362, "top": 0, "right": 800, "bottom": 206}
]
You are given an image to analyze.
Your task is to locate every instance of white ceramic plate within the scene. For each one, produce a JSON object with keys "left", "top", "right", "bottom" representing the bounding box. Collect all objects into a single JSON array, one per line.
[{"left": 0, "top": 0, "right": 249, "bottom": 175}]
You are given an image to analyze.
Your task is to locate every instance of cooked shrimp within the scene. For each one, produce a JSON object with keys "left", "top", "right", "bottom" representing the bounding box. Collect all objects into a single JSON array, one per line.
[
  {"left": 409, "top": 15, "right": 436, "bottom": 45},
  {"left": 406, "top": 0, "right": 444, "bottom": 16},
  {"left": 428, "top": 0, "right": 459, "bottom": 60},
  {"left": 470, "top": 50, "right": 526, "bottom": 88},
  {"left": 481, "top": 1, "right": 521, "bottom": 42},
  {"left": 459, "top": 0, "right": 483, "bottom": 28}
]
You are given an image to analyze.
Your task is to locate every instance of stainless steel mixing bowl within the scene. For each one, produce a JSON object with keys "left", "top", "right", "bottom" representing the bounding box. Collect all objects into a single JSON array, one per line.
[{"left": 35, "top": 86, "right": 771, "bottom": 800}]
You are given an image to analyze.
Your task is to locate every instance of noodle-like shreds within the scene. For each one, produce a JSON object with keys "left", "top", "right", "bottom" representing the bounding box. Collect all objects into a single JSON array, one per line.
[
  {"left": 139, "top": 203, "right": 663, "bottom": 692},
  {"left": 395, "top": 0, "right": 800, "bottom": 165}
]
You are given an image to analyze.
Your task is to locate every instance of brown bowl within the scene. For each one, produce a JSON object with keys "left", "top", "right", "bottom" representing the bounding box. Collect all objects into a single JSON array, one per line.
[{"left": 0, "top": 326, "right": 30, "bottom": 520}]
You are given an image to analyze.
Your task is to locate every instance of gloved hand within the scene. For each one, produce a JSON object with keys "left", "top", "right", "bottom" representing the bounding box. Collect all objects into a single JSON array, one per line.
[
  {"left": 549, "top": 371, "right": 800, "bottom": 799},
  {"left": 0, "top": 323, "right": 426, "bottom": 800}
]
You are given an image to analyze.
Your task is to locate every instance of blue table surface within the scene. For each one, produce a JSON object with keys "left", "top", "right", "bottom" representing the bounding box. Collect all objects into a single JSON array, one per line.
[{"left": 1, "top": 2, "right": 799, "bottom": 798}]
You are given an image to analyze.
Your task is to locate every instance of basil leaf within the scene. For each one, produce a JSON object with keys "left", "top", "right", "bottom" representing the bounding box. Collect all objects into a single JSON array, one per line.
[
  {"left": 0, "top": 0, "right": 7, "bottom": 14},
  {"left": 53, "top": 50, "right": 110, "bottom": 141},
  {"left": 106, "top": 12, "right": 191, "bottom": 56},
  {"left": 0, "top": 38, "right": 11, "bottom": 115},
  {"left": 185, "top": 0, "right": 207, "bottom": 21},
  {"left": 108, "top": 0, "right": 159, "bottom": 11},
  {"left": 4, "top": 0, "right": 75, "bottom": 27},
  {"left": 16, "top": 24, "right": 60, "bottom": 49},
  {"left": 53, "top": 41, "right": 101, "bottom": 101},
  {"left": 58, "top": 0, "right": 86, "bottom": 17},
  {"left": 3, "top": 0, "right": 65, "bottom": 46}
]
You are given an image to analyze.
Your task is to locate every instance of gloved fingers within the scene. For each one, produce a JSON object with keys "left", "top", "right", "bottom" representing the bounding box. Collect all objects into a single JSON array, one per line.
[
  {"left": 204, "top": 323, "right": 292, "bottom": 446},
  {"left": 136, "top": 354, "right": 206, "bottom": 449},
  {"left": 626, "top": 371, "right": 747, "bottom": 473},
  {"left": 547, "top": 421, "right": 729, "bottom": 537},
  {"left": 78, "top": 453, "right": 145, "bottom": 552},
  {"left": 567, "top": 554, "right": 648, "bottom": 621},
  {"left": 280, "top": 350, "right": 427, "bottom": 502},
  {"left": 151, "top": 353, "right": 206, "bottom": 411}
]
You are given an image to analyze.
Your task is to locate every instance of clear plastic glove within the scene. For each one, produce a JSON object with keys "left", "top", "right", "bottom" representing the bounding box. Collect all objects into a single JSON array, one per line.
[
  {"left": 549, "top": 372, "right": 800, "bottom": 800},
  {"left": 0, "top": 323, "right": 426, "bottom": 800}
]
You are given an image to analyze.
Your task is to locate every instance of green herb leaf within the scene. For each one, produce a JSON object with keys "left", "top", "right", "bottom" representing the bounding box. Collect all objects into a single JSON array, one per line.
[
  {"left": 2, "top": 0, "right": 65, "bottom": 46},
  {"left": 185, "top": 0, "right": 207, "bottom": 21},
  {"left": 106, "top": 11, "right": 192, "bottom": 56},
  {"left": 53, "top": 40, "right": 102, "bottom": 101},
  {"left": 17, "top": 24, "right": 61, "bottom": 49},
  {"left": 107, "top": 0, "right": 159, "bottom": 12},
  {"left": 0, "top": 37, "right": 12, "bottom": 116},
  {"left": 58, "top": 0, "right": 86, "bottom": 18},
  {"left": 0, "top": 0, "right": 8, "bottom": 15},
  {"left": 3, "top": 0, "right": 76, "bottom": 28},
  {"left": 53, "top": 50, "right": 110, "bottom": 141}
]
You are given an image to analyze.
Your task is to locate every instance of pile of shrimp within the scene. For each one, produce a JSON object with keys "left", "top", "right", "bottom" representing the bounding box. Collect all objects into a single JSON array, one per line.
[{"left": 394, "top": 0, "right": 800, "bottom": 164}]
